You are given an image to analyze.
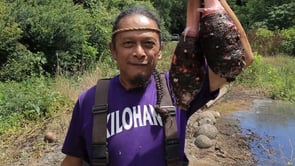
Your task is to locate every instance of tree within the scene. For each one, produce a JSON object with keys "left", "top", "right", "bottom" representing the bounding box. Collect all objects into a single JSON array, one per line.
[
  {"left": 0, "top": 1, "right": 45, "bottom": 81},
  {"left": 151, "top": 0, "right": 186, "bottom": 35},
  {"left": 10, "top": 0, "right": 101, "bottom": 74},
  {"left": 0, "top": 0, "right": 22, "bottom": 65},
  {"left": 267, "top": 2, "right": 295, "bottom": 30},
  {"left": 232, "top": 0, "right": 294, "bottom": 30}
]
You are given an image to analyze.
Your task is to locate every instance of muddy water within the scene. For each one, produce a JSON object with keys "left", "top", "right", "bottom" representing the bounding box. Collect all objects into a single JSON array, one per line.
[{"left": 233, "top": 99, "right": 295, "bottom": 166}]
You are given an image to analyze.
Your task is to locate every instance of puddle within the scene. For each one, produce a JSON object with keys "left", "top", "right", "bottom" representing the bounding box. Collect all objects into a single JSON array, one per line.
[{"left": 233, "top": 99, "right": 295, "bottom": 166}]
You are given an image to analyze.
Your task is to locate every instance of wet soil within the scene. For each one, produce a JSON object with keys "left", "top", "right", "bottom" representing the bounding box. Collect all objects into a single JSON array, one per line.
[
  {"left": 0, "top": 85, "right": 266, "bottom": 166},
  {"left": 185, "top": 84, "right": 267, "bottom": 166}
]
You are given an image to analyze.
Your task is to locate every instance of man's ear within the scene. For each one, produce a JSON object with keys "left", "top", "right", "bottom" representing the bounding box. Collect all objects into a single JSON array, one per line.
[
  {"left": 157, "top": 43, "right": 163, "bottom": 60},
  {"left": 157, "top": 50, "right": 162, "bottom": 60},
  {"left": 109, "top": 42, "right": 117, "bottom": 60}
]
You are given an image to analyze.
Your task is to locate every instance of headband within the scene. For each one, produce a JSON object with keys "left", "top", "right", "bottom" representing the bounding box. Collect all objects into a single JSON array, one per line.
[{"left": 112, "top": 27, "right": 161, "bottom": 36}]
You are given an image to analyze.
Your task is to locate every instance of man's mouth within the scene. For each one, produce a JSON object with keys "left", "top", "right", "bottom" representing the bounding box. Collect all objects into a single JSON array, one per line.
[{"left": 128, "top": 61, "right": 149, "bottom": 66}]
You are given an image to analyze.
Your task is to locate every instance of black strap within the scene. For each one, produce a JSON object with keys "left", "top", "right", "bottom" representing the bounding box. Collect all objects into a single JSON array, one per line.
[
  {"left": 158, "top": 74, "right": 181, "bottom": 165},
  {"left": 91, "top": 75, "right": 182, "bottom": 166},
  {"left": 92, "top": 79, "right": 110, "bottom": 166}
]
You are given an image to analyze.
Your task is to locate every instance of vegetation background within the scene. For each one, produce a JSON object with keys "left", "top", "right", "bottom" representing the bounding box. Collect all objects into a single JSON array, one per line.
[{"left": 0, "top": 0, "right": 294, "bottom": 164}]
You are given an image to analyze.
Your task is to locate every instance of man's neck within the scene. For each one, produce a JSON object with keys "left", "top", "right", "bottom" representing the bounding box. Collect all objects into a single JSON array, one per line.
[{"left": 119, "top": 75, "right": 152, "bottom": 91}]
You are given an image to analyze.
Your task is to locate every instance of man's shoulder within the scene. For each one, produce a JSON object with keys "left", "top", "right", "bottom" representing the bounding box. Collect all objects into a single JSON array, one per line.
[
  {"left": 78, "top": 76, "right": 118, "bottom": 100},
  {"left": 78, "top": 85, "right": 96, "bottom": 102}
]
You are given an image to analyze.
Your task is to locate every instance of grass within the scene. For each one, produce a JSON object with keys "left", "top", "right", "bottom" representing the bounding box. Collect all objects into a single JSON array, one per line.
[{"left": 236, "top": 53, "right": 295, "bottom": 102}]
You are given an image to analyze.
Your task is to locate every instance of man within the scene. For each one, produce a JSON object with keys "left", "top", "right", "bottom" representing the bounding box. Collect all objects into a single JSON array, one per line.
[{"left": 61, "top": 3, "right": 253, "bottom": 166}]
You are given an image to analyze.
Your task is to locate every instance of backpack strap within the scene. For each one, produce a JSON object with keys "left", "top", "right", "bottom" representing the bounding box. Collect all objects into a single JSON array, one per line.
[
  {"left": 158, "top": 74, "right": 181, "bottom": 165},
  {"left": 92, "top": 79, "right": 110, "bottom": 166},
  {"left": 91, "top": 75, "right": 186, "bottom": 166}
]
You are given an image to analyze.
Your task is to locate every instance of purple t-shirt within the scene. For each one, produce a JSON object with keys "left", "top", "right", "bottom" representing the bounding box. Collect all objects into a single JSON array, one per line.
[{"left": 62, "top": 72, "right": 218, "bottom": 166}]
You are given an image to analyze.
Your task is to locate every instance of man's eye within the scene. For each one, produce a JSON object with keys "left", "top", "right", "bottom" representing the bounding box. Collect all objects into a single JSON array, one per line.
[
  {"left": 123, "top": 41, "right": 134, "bottom": 47},
  {"left": 143, "top": 41, "right": 155, "bottom": 48}
]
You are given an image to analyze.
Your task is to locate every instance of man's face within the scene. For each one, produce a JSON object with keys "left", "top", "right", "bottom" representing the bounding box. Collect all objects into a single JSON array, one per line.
[{"left": 110, "top": 14, "right": 162, "bottom": 89}]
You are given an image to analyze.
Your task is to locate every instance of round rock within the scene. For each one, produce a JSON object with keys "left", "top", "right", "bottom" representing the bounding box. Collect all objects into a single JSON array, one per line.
[
  {"left": 199, "top": 117, "right": 215, "bottom": 125},
  {"left": 194, "top": 135, "right": 213, "bottom": 148},
  {"left": 198, "top": 111, "right": 216, "bottom": 124},
  {"left": 44, "top": 131, "right": 57, "bottom": 143},
  {"left": 195, "top": 124, "right": 218, "bottom": 139},
  {"left": 208, "top": 110, "right": 221, "bottom": 118}
]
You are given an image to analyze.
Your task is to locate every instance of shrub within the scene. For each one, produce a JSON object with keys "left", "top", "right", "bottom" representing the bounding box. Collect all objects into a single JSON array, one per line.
[
  {"left": 236, "top": 53, "right": 295, "bottom": 102},
  {"left": 264, "top": 55, "right": 295, "bottom": 102},
  {"left": 0, "top": 44, "right": 46, "bottom": 81},
  {"left": 251, "top": 28, "right": 281, "bottom": 56},
  {"left": 0, "top": 77, "right": 73, "bottom": 134},
  {"left": 236, "top": 52, "right": 280, "bottom": 88},
  {"left": 279, "top": 27, "right": 295, "bottom": 56},
  {"left": 0, "top": 1, "right": 22, "bottom": 49},
  {"left": 9, "top": 0, "right": 106, "bottom": 75},
  {"left": 0, "top": 0, "right": 22, "bottom": 67}
]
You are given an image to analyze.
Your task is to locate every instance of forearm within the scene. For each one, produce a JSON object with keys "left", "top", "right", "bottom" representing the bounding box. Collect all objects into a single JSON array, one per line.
[
  {"left": 183, "top": 0, "right": 201, "bottom": 37},
  {"left": 169, "top": 0, "right": 204, "bottom": 110}
]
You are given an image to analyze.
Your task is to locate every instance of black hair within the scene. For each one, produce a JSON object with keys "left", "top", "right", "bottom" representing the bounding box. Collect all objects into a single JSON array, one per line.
[{"left": 111, "top": 5, "right": 161, "bottom": 44}]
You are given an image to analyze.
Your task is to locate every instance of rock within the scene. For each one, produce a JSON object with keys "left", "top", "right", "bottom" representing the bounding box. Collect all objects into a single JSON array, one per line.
[
  {"left": 199, "top": 117, "right": 215, "bottom": 125},
  {"left": 195, "top": 124, "right": 218, "bottom": 139},
  {"left": 194, "top": 135, "right": 213, "bottom": 148},
  {"left": 44, "top": 131, "right": 57, "bottom": 143},
  {"left": 198, "top": 111, "right": 216, "bottom": 124},
  {"left": 207, "top": 110, "right": 221, "bottom": 118}
]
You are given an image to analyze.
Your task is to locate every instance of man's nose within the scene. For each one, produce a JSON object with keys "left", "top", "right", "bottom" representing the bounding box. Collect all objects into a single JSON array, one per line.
[{"left": 134, "top": 44, "right": 146, "bottom": 58}]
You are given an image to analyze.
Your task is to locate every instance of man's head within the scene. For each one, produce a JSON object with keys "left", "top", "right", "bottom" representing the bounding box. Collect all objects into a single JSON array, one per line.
[{"left": 109, "top": 6, "right": 162, "bottom": 90}]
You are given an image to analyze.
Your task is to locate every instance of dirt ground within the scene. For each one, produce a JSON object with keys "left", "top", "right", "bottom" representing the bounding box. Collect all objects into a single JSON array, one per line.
[
  {"left": 185, "top": 84, "right": 266, "bottom": 166},
  {"left": 0, "top": 85, "right": 266, "bottom": 166}
]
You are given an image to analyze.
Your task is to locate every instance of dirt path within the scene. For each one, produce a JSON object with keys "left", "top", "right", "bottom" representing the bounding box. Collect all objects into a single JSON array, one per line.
[{"left": 1, "top": 85, "right": 266, "bottom": 165}]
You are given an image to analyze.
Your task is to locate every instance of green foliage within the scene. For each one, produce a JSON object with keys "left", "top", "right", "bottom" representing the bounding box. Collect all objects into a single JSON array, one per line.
[
  {"left": 96, "top": 54, "right": 118, "bottom": 78},
  {"left": 236, "top": 52, "right": 280, "bottom": 87},
  {"left": 102, "top": 0, "right": 171, "bottom": 40},
  {"left": 10, "top": 0, "right": 97, "bottom": 74},
  {"left": 267, "top": 2, "right": 295, "bottom": 31},
  {"left": 279, "top": 27, "right": 295, "bottom": 56},
  {"left": 267, "top": 56, "right": 295, "bottom": 102},
  {"left": 157, "top": 42, "right": 176, "bottom": 72},
  {"left": 0, "top": 0, "right": 22, "bottom": 65},
  {"left": 1, "top": 0, "right": 294, "bottom": 80},
  {"left": 0, "top": 77, "right": 73, "bottom": 134},
  {"left": 0, "top": 1, "right": 22, "bottom": 47},
  {"left": 0, "top": 44, "right": 46, "bottom": 81},
  {"left": 251, "top": 28, "right": 277, "bottom": 56},
  {"left": 151, "top": 0, "right": 186, "bottom": 35},
  {"left": 236, "top": 53, "right": 295, "bottom": 102},
  {"left": 248, "top": 27, "right": 295, "bottom": 56},
  {"left": 230, "top": 0, "right": 294, "bottom": 30}
]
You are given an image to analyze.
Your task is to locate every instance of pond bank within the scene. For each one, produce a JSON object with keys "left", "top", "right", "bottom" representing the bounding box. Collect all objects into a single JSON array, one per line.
[{"left": 185, "top": 84, "right": 264, "bottom": 166}]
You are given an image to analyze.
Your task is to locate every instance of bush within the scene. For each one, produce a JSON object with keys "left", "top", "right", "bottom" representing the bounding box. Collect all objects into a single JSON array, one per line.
[
  {"left": 0, "top": 44, "right": 46, "bottom": 81},
  {"left": 265, "top": 55, "right": 295, "bottom": 102},
  {"left": 248, "top": 27, "right": 295, "bottom": 56},
  {"left": 0, "top": 77, "right": 73, "bottom": 134},
  {"left": 251, "top": 28, "right": 280, "bottom": 56},
  {"left": 0, "top": 0, "right": 22, "bottom": 66},
  {"left": 236, "top": 53, "right": 295, "bottom": 102},
  {"left": 279, "top": 27, "right": 295, "bottom": 56},
  {"left": 236, "top": 52, "right": 280, "bottom": 88},
  {"left": 9, "top": 0, "right": 108, "bottom": 75}
]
